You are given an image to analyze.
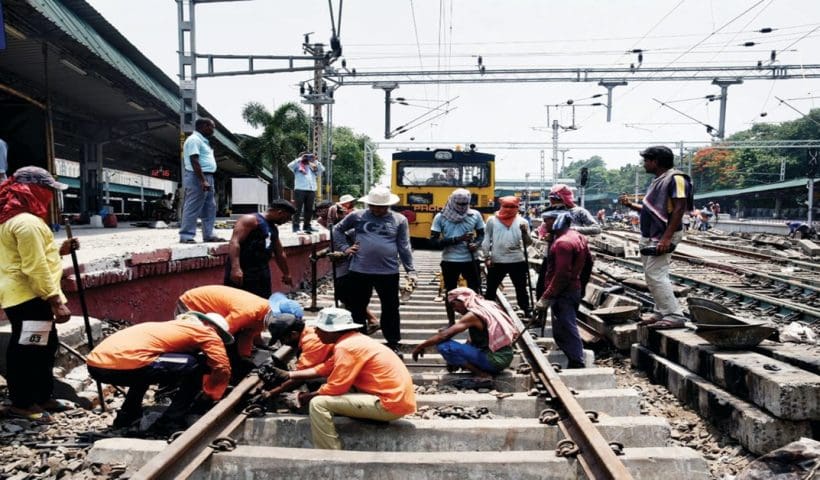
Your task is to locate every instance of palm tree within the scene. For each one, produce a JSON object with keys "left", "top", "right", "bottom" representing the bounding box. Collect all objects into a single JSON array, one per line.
[{"left": 240, "top": 101, "right": 310, "bottom": 198}]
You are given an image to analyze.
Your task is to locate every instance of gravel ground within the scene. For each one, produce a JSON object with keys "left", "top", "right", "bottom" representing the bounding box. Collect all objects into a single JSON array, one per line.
[{"left": 595, "top": 349, "right": 757, "bottom": 480}]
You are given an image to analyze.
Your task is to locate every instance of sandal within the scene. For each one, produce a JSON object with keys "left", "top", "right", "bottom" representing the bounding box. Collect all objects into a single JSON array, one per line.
[
  {"left": 40, "top": 399, "right": 76, "bottom": 413},
  {"left": 8, "top": 409, "right": 53, "bottom": 423},
  {"left": 638, "top": 312, "right": 663, "bottom": 326},
  {"left": 645, "top": 315, "right": 687, "bottom": 330}
]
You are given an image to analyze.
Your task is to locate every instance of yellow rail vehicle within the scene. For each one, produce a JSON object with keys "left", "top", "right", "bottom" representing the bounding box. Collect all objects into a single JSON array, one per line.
[{"left": 391, "top": 149, "right": 495, "bottom": 242}]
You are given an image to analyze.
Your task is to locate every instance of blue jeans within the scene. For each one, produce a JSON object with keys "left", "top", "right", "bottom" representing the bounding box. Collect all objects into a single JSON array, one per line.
[
  {"left": 179, "top": 170, "right": 216, "bottom": 241},
  {"left": 436, "top": 339, "right": 499, "bottom": 374},
  {"left": 550, "top": 289, "right": 584, "bottom": 366}
]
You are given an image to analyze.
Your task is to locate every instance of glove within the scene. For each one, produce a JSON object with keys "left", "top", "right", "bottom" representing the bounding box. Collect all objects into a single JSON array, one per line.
[
  {"left": 283, "top": 391, "right": 302, "bottom": 410},
  {"left": 535, "top": 297, "right": 549, "bottom": 312},
  {"left": 407, "top": 271, "right": 419, "bottom": 286},
  {"left": 258, "top": 364, "right": 290, "bottom": 389}
]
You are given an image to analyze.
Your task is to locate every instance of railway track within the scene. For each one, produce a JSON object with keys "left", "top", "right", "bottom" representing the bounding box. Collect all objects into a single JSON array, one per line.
[
  {"left": 88, "top": 250, "right": 708, "bottom": 479},
  {"left": 596, "top": 231, "right": 820, "bottom": 325}
]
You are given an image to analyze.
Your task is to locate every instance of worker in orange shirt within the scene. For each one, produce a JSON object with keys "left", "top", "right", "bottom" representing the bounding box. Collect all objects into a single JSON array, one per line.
[
  {"left": 86, "top": 312, "right": 233, "bottom": 430},
  {"left": 259, "top": 314, "right": 335, "bottom": 397},
  {"left": 269, "top": 308, "right": 416, "bottom": 449},
  {"left": 177, "top": 285, "right": 293, "bottom": 382}
]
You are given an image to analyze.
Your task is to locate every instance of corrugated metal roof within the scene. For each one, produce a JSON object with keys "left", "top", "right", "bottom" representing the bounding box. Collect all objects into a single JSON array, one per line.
[
  {"left": 694, "top": 178, "right": 818, "bottom": 200},
  {"left": 28, "top": 0, "right": 242, "bottom": 159}
]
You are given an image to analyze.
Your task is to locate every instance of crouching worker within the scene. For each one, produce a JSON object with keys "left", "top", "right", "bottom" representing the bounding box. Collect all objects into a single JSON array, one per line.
[
  {"left": 273, "top": 308, "right": 416, "bottom": 449},
  {"left": 258, "top": 309, "right": 334, "bottom": 397},
  {"left": 177, "top": 285, "right": 281, "bottom": 383},
  {"left": 86, "top": 312, "right": 233, "bottom": 430},
  {"left": 412, "top": 287, "right": 519, "bottom": 382}
]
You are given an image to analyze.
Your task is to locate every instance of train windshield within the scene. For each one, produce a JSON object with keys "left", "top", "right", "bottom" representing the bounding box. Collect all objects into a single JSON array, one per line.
[{"left": 397, "top": 162, "right": 490, "bottom": 188}]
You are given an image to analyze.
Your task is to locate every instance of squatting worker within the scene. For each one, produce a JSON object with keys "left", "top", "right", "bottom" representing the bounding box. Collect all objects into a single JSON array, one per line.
[
  {"left": 0, "top": 166, "right": 77, "bottom": 422},
  {"left": 534, "top": 210, "right": 593, "bottom": 369},
  {"left": 177, "top": 285, "right": 284, "bottom": 382},
  {"left": 288, "top": 152, "right": 325, "bottom": 233},
  {"left": 179, "top": 117, "right": 225, "bottom": 244},
  {"left": 619, "top": 145, "right": 693, "bottom": 329},
  {"left": 430, "top": 188, "right": 485, "bottom": 325},
  {"left": 86, "top": 312, "right": 233, "bottom": 430},
  {"left": 280, "top": 308, "right": 416, "bottom": 450},
  {"left": 259, "top": 313, "right": 335, "bottom": 397},
  {"left": 225, "top": 199, "right": 295, "bottom": 298},
  {"left": 482, "top": 196, "right": 533, "bottom": 317},
  {"left": 412, "top": 287, "right": 518, "bottom": 379},
  {"left": 332, "top": 186, "right": 416, "bottom": 356}
]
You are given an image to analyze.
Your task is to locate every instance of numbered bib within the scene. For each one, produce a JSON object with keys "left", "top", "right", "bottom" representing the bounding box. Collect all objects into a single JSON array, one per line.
[{"left": 19, "top": 321, "right": 53, "bottom": 346}]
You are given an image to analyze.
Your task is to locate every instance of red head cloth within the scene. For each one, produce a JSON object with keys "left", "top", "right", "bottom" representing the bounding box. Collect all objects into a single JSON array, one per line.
[
  {"left": 0, "top": 179, "right": 54, "bottom": 225},
  {"left": 548, "top": 184, "right": 575, "bottom": 208},
  {"left": 495, "top": 196, "right": 520, "bottom": 227}
]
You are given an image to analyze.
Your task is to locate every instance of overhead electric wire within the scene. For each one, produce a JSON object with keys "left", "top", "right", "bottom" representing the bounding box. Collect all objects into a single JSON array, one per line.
[
  {"left": 343, "top": 22, "right": 819, "bottom": 48},
  {"left": 776, "top": 24, "right": 820, "bottom": 55}
]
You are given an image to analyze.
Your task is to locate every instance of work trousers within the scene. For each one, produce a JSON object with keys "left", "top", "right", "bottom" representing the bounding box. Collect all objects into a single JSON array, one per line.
[
  {"left": 484, "top": 261, "right": 531, "bottom": 315},
  {"left": 549, "top": 289, "right": 585, "bottom": 367},
  {"left": 88, "top": 353, "right": 205, "bottom": 426},
  {"left": 179, "top": 170, "right": 216, "bottom": 241},
  {"left": 346, "top": 271, "right": 400, "bottom": 345},
  {"left": 4, "top": 298, "right": 58, "bottom": 409},
  {"left": 639, "top": 232, "right": 684, "bottom": 317},
  {"left": 436, "top": 339, "right": 499, "bottom": 374},
  {"left": 441, "top": 260, "right": 481, "bottom": 324},
  {"left": 224, "top": 263, "right": 272, "bottom": 299},
  {"left": 292, "top": 189, "right": 316, "bottom": 231},
  {"left": 309, "top": 393, "right": 402, "bottom": 449}
]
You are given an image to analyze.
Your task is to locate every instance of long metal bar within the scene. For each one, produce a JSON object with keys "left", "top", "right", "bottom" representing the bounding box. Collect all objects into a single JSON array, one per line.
[
  {"left": 495, "top": 293, "right": 633, "bottom": 479},
  {"left": 608, "top": 256, "right": 820, "bottom": 322},
  {"left": 132, "top": 346, "right": 293, "bottom": 480},
  {"left": 63, "top": 220, "right": 107, "bottom": 411},
  {"left": 331, "top": 64, "right": 819, "bottom": 83}
]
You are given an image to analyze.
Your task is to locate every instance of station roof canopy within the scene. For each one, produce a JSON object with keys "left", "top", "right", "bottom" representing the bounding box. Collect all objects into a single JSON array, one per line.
[
  {"left": 0, "top": 0, "right": 264, "bottom": 179},
  {"left": 694, "top": 177, "right": 819, "bottom": 201}
]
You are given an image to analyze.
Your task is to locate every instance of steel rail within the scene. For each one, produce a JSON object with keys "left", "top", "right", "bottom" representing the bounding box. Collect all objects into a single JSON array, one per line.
[
  {"left": 495, "top": 292, "right": 633, "bottom": 479},
  {"left": 131, "top": 346, "right": 293, "bottom": 480},
  {"left": 603, "top": 231, "right": 820, "bottom": 297},
  {"left": 606, "top": 256, "right": 820, "bottom": 322},
  {"left": 680, "top": 237, "right": 820, "bottom": 274}
]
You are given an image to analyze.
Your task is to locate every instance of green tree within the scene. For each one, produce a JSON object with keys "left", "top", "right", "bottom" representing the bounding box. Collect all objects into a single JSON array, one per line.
[
  {"left": 328, "top": 127, "right": 384, "bottom": 198},
  {"left": 240, "top": 101, "right": 310, "bottom": 198}
]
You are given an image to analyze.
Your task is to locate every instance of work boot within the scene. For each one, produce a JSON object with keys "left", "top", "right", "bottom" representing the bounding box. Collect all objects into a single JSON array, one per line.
[{"left": 386, "top": 343, "right": 404, "bottom": 359}]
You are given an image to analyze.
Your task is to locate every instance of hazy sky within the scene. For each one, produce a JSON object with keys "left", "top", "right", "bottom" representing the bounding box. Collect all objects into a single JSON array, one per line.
[{"left": 86, "top": 0, "right": 819, "bottom": 181}]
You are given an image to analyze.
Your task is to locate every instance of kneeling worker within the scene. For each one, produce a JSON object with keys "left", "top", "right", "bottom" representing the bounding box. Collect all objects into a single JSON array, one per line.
[
  {"left": 412, "top": 287, "right": 519, "bottom": 380},
  {"left": 273, "top": 308, "right": 416, "bottom": 449},
  {"left": 259, "top": 309, "right": 335, "bottom": 397},
  {"left": 86, "top": 312, "right": 233, "bottom": 429}
]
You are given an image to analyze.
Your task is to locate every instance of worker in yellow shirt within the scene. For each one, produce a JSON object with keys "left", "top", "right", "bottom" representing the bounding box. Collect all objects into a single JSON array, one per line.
[
  {"left": 0, "top": 166, "right": 76, "bottom": 422},
  {"left": 86, "top": 312, "right": 233, "bottom": 430},
  {"left": 273, "top": 307, "right": 416, "bottom": 449}
]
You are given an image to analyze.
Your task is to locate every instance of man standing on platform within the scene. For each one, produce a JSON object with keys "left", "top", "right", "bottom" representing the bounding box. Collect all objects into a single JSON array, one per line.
[
  {"left": 332, "top": 186, "right": 416, "bottom": 356},
  {"left": 288, "top": 152, "right": 325, "bottom": 233},
  {"left": 224, "top": 199, "right": 295, "bottom": 298},
  {"left": 619, "top": 145, "right": 693, "bottom": 329},
  {"left": 179, "top": 118, "right": 225, "bottom": 244},
  {"left": 0, "top": 138, "right": 8, "bottom": 182}
]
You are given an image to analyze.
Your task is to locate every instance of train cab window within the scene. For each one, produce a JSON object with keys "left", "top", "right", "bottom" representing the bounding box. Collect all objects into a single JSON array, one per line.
[{"left": 398, "top": 163, "right": 489, "bottom": 188}]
